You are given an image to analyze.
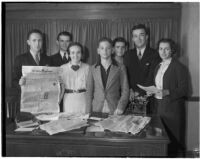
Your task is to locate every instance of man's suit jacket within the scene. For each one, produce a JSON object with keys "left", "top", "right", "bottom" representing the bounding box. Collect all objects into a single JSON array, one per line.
[
  {"left": 12, "top": 51, "right": 50, "bottom": 88},
  {"left": 50, "top": 52, "right": 69, "bottom": 66},
  {"left": 86, "top": 63, "right": 129, "bottom": 114},
  {"left": 124, "top": 47, "right": 161, "bottom": 94},
  {"left": 154, "top": 58, "right": 188, "bottom": 146}
]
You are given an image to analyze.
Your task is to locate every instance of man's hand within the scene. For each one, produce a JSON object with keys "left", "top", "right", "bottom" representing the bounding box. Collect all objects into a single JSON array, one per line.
[
  {"left": 114, "top": 108, "right": 123, "bottom": 115},
  {"left": 155, "top": 89, "right": 170, "bottom": 97},
  {"left": 19, "top": 77, "right": 26, "bottom": 86}
]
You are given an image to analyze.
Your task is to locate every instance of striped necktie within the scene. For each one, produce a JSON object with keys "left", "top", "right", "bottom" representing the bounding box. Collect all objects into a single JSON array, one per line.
[
  {"left": 138, "top": 50, "right": 142, "bottom": 60},
  {"left": 63, "top": 52, "right": 68, "bottom": 64},
  {"left": 35, "top": 54, "right": 40, "bottom": 65}
]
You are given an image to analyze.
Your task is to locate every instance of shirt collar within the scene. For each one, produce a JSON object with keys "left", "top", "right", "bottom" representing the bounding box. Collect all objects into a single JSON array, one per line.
[
  {"left": 69, "top": 61, "right": 82, "bottom": 67},
  {"left": 60, "top": 50, "right": 68, "bottom": 58},
  {"left": 137, "top": 46, "right": 146, "bottom": 56},
  {"left": 30, "top": 50, "right": 40, "bottom": 60},
  {"left": 160, "top": 57, "right": 172, "bottom": 65},
  {"left": 95, "top": 58, "right": 118, "bottom": 68}
]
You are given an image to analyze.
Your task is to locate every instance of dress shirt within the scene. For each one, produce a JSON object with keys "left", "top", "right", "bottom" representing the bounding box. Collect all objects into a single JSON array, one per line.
[
  {"left": 30, "top": 50, "right": 40, "bottom": 64},
  {"left": 155, "top": 58, "right": 172, "bottom": 99},
  {"left": 60, "top": 50, "right": 69, "bottom": 60},
  {"left": 60, "top": 62, "right": 89, "bottom": 91},
  {"left": 137, "top": 47, "right": 146, "bottom": 59},
  {"left": 100, "top": 64, "right": 111, "bottom": 89}
]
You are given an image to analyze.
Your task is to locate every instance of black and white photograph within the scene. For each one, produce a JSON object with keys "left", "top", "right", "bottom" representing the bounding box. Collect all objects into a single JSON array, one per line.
[{"left": 2, "top": 1, "right": 199, "bottom": 157}]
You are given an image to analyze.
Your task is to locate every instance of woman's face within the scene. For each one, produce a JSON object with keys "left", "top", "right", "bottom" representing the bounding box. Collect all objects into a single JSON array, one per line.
[
  {"left": 159, "top": 42, "right": 172, "bottom": 61},
  {"left": 69, "top": 45, "right": 82, "bottom": 64}
]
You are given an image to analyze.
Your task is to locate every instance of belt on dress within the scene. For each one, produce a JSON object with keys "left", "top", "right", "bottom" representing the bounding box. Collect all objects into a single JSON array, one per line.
[{"left": 65, "top": 89, "right": 86, "bottom": 93}]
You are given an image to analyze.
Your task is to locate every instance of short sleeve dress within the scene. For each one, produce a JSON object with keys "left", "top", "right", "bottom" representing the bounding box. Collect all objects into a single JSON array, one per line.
[{"left": 60, "top": 62, "right": 90, "bottom": 114}]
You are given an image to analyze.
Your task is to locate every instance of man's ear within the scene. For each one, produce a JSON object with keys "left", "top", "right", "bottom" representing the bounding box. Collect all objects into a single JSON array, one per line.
[
  {"left": 145, "top": 34, "right": 149, "bottom": 41},
  {"left": 27, "top": 40, "right": 30, "bottom": 46},
  {"left": 97, "top": 48, "right": 100, "bottom": 55},
  {"left": 111, "top": 48, "right": 114, "bottom": 54},
  {"left": 56, "top": 40, "right": 59, "bottom": 45}
]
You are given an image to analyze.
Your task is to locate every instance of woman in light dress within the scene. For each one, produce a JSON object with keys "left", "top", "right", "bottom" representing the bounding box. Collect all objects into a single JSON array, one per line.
[{"left": 60, "top": 42, "right": 90, "bottom": 114}]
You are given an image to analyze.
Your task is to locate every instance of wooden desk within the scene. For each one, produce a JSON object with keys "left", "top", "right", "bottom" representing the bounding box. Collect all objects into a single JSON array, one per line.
[{"left": 5, "top": 116, "right": 169, "bottom": 157}]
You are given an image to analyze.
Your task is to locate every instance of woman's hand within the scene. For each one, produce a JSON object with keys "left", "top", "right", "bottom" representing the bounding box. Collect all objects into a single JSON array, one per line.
[{"left": 19, "top": 77, "right": 26, "bottom": 86}]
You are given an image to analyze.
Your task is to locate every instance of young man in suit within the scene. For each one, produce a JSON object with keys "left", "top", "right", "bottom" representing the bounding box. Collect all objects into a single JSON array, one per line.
[
  {"left": 86, "top": 37, "right": 129, "bottom": 115},
  {"left": 50, "top": 31, "right": 72, "bottom": 66},
  {"left": 12, "top": 29, "right": 50, "bottom": 89},
  {"left": 124, "top": 24, "right": 161, "bottom": 113}
]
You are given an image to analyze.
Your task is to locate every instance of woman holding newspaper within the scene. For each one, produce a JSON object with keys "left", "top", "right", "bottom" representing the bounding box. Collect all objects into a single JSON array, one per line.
[{"left": 144, "top": 38, "right": 188, "bottom": 156}]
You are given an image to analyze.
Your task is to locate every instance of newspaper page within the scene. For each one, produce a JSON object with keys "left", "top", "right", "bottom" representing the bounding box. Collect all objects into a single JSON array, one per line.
[
  {"left": 40, "top": 116, "right": 88, "bottom": 135},
  {"left": 94, "top": 115, "right": 151, "bottom": 135},
  {"left": 20, "top": 66, "right": 63, "bottom": 114},
  {"left": 137, "top": 84, "right": 159, "bottom": 94}
]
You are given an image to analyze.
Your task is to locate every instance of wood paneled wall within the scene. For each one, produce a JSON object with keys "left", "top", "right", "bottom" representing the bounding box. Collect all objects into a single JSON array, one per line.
[{"left": 5, "top": 3, "right": 181, "bottom": 20}]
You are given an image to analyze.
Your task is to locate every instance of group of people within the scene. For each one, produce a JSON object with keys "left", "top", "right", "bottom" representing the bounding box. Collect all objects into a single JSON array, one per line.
[{"left": 12, "top": 24, "right": 188, "bottom": 156}]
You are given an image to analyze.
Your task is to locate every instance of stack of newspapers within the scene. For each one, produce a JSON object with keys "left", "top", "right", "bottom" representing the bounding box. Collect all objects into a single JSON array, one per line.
[{"left": 89, "top": 115, "right": 151, "bottom": 135}]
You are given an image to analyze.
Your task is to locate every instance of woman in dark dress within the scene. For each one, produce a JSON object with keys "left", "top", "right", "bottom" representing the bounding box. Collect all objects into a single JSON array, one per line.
[{"left": 148, "top": 38, "right": 188, "bottom": 156}]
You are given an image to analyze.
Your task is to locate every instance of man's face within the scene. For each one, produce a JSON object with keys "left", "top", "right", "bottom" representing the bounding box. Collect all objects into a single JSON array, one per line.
[
  {"left": 114, "top": 41, "right": 126, "bottom": 57},
  {"left": 57, "top": 35, "right": 71, "bottom": 52},
  {"left": 97, "top": 41, "right": 113, "bottom": 60},
  {"left": 27, "top": 33, "right": 42, "bottom": 53},
  {"left": 132, "top": 28, "right": 148, "bottom": 49}
]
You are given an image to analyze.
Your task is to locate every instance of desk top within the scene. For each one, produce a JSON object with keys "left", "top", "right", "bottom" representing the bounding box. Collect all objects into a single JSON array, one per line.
[{"left": 6, "top": 116, "right": 169, "bottom": 145}]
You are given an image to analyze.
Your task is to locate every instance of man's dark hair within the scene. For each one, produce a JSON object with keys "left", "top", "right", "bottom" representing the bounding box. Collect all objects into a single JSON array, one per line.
[
  {"left": 98, "top": 37, "right": 113, "bottom": 47},
  {"left": 57, "top": 31, "right": 73, "bottom": 41},
  {"left": 27, "top": 29, "right": 43, "bottom": 40},
  {"left": 113, "top": 37, "right": 127, "bottom": 47},
  {"left": 157, "top": 38, "right": 177, "bottom": 55},
  {"left": 131, "top": 24, "right": 148, "bottom": 35}
]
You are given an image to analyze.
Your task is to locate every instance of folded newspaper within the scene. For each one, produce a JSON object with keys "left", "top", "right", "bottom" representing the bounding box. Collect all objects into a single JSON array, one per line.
[
  {"left": 94, "top": 115, "right": 151, "bottom": 135},
  {"left": 20, "top": 66, "right": 63, "bottom": 114},
  {"left": 40, "top": 113, "right": 89, "bottom": 135}
]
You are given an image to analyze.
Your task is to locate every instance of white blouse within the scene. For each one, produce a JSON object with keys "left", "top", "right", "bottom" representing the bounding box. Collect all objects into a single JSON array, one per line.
[
  {"left": 60, "top": 62, "right": 90, "bottom": 91},
  {"left": 155, "top": 58, "right": 172, "bottom": 99}
]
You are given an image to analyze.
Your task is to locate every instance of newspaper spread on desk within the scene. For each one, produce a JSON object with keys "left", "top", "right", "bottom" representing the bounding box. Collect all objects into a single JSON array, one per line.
[
  {"left": 94, "top": 115, "right": 151, "bottom": 135},
  {"left": 20, "top": 66, "right": 62, "bottom": 114}
]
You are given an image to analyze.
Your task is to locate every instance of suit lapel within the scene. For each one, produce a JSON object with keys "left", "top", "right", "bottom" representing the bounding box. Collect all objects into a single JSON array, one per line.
[
  {"left": 94, "top": 66, "right": 104, "bottom": 89},
  {"left": 141, "top": 47, "right": 150, "bottom": 63},
  {"left": 27, "top": 52, "right": 38, "bottom": 65},
  {"left": 106, "top": 65, "right": 118, "bottom": 89},
  {"left": 57, "top": 52, "right": 63, "bottom": 65}
]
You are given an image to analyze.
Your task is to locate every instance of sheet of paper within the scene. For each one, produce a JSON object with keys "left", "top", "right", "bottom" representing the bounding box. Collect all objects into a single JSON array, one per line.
[
  {"left": 16, "top": 120, "right": 39, "bottom": 128},
  {"left": 40, "top": 117, "right": 88, "bottom": 135},
  {"left": 95, "top": 115, "right": 151, "bottom": 135},
  {"left": 20, "top": 66, "right": 63, "bottom": 114},
  {"left": 15, "top": 127, "right": 36, "bottom": 132},
  {"left": 35, "top": 113, "right": 60, "bottom": 121},
  {"left": 137, "top": 84, "right": 159, "bottom": 93}
]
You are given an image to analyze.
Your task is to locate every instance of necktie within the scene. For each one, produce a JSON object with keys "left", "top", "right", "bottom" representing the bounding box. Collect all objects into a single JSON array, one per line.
[
  {"left": 63, "top": 52, "right": 68, "bottom": 64},
  {"left": 138, "top": 50, "right": 142, "bottom": 60},
  {"left": 35, "top": 54, "right": 40, "bottom": 65},
  {"left": 71, "top": 65, "right": 80, "bottom": 71}
]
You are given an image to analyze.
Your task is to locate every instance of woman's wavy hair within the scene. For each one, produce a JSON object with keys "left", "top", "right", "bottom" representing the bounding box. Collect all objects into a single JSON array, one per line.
[{"left": 157, "top": 38, "right": 177, "bottom": 55}]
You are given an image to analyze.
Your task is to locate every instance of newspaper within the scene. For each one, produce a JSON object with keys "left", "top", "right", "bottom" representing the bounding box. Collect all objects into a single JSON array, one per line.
[
  {"left": 20, "top": 66, "right": 62, "bottom": 114},
  {"left": 40, "top": 114, "right": 89, "bottom": 135},
  {"left": 94, "top": 115, "right": 151, "bottom": 135}
]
